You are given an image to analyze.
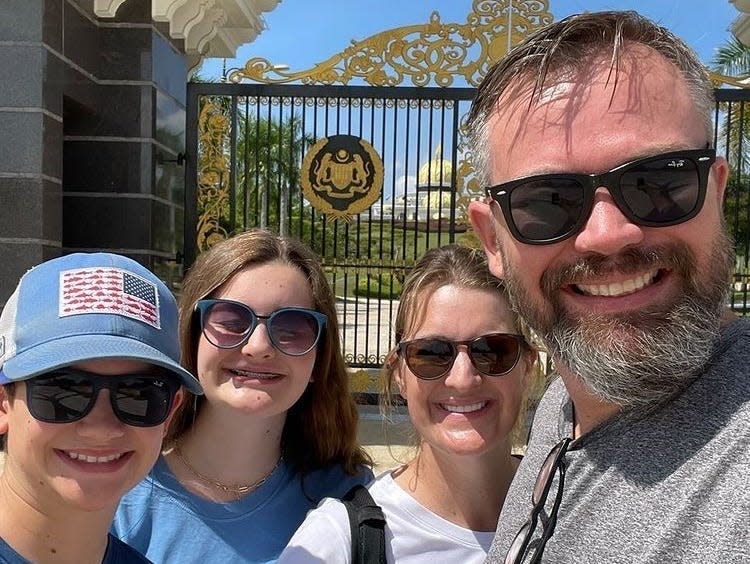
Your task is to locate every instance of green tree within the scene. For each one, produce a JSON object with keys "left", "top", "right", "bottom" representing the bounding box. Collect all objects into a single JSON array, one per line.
[
  {"left": 712, "top": 35, "right": 750, "bottom": 169},
  {"left": 712, "top": 35, "right": 750, "bottom": 278},
  {"left": 234, "top": 112, "right": 316, "bottom": 235},
  {"left": 713, "top": 35, "right": 750, "bottom": 78}
]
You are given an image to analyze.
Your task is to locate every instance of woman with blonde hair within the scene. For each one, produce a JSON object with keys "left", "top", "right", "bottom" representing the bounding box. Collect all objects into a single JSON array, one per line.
[
  {"left": 114, "top": 229, "right": 373, "bottom": 563},
  {"left": 281, "top": 244, "right": 542, "bottom": 563}
]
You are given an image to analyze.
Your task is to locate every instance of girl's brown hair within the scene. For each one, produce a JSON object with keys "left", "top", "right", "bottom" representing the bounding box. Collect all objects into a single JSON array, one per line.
[{"left": 168, "top": 229, "right": 371, "bottom": 475}]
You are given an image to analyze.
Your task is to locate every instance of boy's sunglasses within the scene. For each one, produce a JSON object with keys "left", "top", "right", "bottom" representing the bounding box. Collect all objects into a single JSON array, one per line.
[
  {"left": 26, "top": 368, "right": 180, "bottom": 427},
  {"left": 485, "top": 148, "right": 716, "bottom": 245},
  {"left": 194, "top": 299, "right": 327, "bottom": 356},
  {"left": 397, "top": 333, "right": 525, "bottom": 380}
]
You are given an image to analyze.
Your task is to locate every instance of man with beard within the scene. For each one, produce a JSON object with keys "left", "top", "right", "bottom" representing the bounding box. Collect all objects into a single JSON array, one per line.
[{"left": 468, "top": 10, "right": 750, "bottom": 564}]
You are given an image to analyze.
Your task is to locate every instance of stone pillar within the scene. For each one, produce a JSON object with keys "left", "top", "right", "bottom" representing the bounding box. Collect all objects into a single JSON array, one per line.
[
  {"left": 0, "top": 0, "right": 65, "bottom": 302},
  {"left": 0, "top": 0, "right": 187, "bottom": 307},
  {"left": 61, "top": 0, "right": 187, "bottom": 290}
]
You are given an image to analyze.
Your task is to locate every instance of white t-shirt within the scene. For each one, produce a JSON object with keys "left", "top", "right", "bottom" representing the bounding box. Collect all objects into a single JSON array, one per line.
[{"left": 279, "top": 471, "right": 495, "bottom": 563}]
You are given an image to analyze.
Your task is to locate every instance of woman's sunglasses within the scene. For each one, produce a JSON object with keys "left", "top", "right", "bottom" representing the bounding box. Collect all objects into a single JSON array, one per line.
[
  {"left": 26, "top": 368, "right": 180, "bottom": 427},
  {"left": 194, "top": 299, "right": 327, "bottom": 356},
  {"left": 485, "top": 148, "right": 716, "bottom": 245},
  {"left": 397, "top": 333, "right": 525, "bottom": 380}
]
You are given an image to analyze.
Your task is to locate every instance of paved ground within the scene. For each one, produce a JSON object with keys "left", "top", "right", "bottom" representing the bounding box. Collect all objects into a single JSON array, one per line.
[
  {"left": 335, "top": 298, "right": 417, "bottom": 472},
  {"left": 357, "top": 405, "right": 415, "bottom": 474}
]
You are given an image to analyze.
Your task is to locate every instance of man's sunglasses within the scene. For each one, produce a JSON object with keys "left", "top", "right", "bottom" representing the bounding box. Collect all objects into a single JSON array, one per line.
[
  {"left": 505, "top": 437, "right": 571, "bottom": 564},
  {"left": 485, "top": 149, "right": 716, "bottom": 245},
  {"left": 194, "top": 299, "right": 327, "bottom": 356},
  {"left": 26, "top": 368, "right": 180, "bottom": 427},
  {"left": 397, "top": 333, "right": 525, "bottom": 380}
]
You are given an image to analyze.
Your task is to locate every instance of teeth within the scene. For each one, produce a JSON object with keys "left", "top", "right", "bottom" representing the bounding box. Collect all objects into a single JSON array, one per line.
[
  {"left": 576, "top": 270, "right": 658, "bottom": 297},
  {"left": 441, "top": 402, "right": 487, "bottom": 413},
  {"left": 232, "top": 369, "right": 280, "bottom": 379},
  {"left": 66, "top": 451, "right": 123, "bottom": 463}
]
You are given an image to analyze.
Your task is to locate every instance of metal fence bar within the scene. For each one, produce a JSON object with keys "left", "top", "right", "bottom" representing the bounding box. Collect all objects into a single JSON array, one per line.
[{"left": 185, "top": 85, "right": 750, "bottom": 370}]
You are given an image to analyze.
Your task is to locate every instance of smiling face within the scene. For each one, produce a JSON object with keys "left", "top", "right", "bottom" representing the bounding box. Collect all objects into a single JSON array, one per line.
[
  {"left": 395, "top": 285, "right": 527, "bottom": 458},
  {"left": 470, "top": 46, "right": 732, "bottom": 408},
  {"left": 0, "top": 359, "right": 181, "bottom": 514},
  {"left": 195, "top": 260, "right": 317, "bottom": 424}
]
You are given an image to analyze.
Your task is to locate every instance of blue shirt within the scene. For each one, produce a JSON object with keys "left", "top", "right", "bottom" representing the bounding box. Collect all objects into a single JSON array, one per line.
[{"left": 113, "top": 456, "right": 372, "bottom": 563}]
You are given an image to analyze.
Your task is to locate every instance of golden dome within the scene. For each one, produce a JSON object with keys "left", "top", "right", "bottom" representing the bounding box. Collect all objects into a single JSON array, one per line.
[{"left": 417, "top": 145, "right": 453, "bottom": 189}]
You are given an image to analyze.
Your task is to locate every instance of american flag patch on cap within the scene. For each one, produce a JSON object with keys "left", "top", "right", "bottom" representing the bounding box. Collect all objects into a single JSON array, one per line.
[{"left": 59, "top": 267, "right": 161, "bottom": 328}]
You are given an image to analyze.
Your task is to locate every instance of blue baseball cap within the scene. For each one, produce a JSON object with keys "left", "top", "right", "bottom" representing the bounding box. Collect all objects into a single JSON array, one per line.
[{"left": 0, "top": 252, "right": 202, "bottom": 393}]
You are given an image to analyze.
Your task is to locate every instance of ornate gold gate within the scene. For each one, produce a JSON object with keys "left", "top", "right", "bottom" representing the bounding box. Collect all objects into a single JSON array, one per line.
[
  {"left": 184, "top": 1, "right": 555, "bottom": 388},
  {"left": 184, "top": 4, "right": 750, "bottom": 403}
]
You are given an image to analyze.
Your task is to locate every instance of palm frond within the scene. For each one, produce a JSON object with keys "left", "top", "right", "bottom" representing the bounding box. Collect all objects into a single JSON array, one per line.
[{"left": 712, "top": 34, "right": 750, "bottom": 77}]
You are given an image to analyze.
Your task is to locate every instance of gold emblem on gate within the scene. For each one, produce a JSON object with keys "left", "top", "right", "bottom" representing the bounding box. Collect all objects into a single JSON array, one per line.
[{"left": 300, "top": 135, "right": 384, "bottom": 221}]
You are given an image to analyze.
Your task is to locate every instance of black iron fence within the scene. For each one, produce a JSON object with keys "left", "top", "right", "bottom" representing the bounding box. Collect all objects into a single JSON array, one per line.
[
  {"left": 185, "top": 83, "right": 477, "bottom": 373},
  {"left": 715, "top": 88, "right": 750, "bottom": 315},
  {"left": 185, "top": 84, "right": 750, "bottom": 376}
]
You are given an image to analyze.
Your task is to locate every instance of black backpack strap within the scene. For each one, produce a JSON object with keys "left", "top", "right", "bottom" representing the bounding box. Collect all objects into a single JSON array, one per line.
[{"left": 342, "top": 484, "right": 387, "bottom": 564}]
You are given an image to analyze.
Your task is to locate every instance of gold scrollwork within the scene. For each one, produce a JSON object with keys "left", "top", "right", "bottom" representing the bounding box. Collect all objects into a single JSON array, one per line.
[
  {"left": 349, "top": 368, "right": 380, "bottom": 393},
  {"left": 345, "top": 354, "right": 387, "bottom": 367},
  {"left": 708, "top": 70, "right": 750, "bottom": 89},
  {"left": 196, "top": 97, "right": 231, "bottom": 252},
  {"left": 455, "top": 113, "right": 485, "bottom": 203},
  {"left": 227, "top": 0, "right": 552, "bottom": 87}
]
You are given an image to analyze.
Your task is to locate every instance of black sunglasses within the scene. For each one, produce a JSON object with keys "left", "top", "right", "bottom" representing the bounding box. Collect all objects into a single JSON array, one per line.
[
  {"left": 194, "top": 299, "right": 327, "bottom": 356},
  {"left": 505, "top": 437, "right": 572, "bottom": 564},
  {"left": 397, "top": 333, "right": 525, "bottom": 380},
  {"left": 485, "top": 148, "right": 716, "bottom": 245},
  {"left": 25, "top": 367, "right": 180, "bottom": 427}
]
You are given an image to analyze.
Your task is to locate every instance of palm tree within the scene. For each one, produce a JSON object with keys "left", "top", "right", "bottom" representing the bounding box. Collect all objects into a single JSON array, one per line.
[
  {"left": 234, "top": 111, "right": 315, "bottom": 235},
  {"left": 712, "top": 35, "right": 750, "bottom": 287},
  {"left": 712, "top": 35, "right": 750, "bottom": 169},
  {"left": 713, "top": 35, "right": 750, "bottom": 78}
]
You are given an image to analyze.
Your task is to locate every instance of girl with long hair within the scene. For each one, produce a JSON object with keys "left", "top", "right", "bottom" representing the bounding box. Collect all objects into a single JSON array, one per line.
[{"left": 114, "top": 229, "right": 372, "bottom": 562}]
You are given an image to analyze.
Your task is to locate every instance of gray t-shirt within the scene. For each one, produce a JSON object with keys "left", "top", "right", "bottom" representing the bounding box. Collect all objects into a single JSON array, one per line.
[{"left": 487, "top": 317, "right": 750, "bottom": 564}]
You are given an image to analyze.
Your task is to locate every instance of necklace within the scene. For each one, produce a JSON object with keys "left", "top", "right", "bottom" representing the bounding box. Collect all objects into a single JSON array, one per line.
[{"left": 172, "top": 441, "right": 282, "bottom": 501}]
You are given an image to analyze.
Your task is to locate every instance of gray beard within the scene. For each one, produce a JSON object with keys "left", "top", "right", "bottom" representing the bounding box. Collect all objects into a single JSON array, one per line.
[{"left": 502, "top": 231, "right": 734, "bottom": 409}]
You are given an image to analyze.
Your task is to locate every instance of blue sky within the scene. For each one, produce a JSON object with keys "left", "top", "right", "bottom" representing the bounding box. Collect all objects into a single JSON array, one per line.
[{"left": 200, "top": 0, "right": 740, "bottom": 79}]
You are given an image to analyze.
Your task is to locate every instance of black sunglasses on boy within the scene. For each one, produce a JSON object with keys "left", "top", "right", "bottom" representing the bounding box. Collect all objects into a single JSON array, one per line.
[
  {"left": 485, "top": 148, "right": 716, "bottom": 245},
  {"left": 25, "top": 368, "right": 180, "bottom": 427}
]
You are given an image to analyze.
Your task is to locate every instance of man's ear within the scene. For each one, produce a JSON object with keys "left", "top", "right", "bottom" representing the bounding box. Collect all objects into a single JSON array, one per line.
[
  {"left": 469, "top": 200, "right": 505, "bottom": 278},
  {"left": 711, "top": 155, "right": 729, "bottom": 208}
]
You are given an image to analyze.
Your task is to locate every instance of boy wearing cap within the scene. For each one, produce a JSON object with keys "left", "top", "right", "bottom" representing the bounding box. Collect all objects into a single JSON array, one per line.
[{"left": 0, "top": 253, "right": 202, "bottom": 563}]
